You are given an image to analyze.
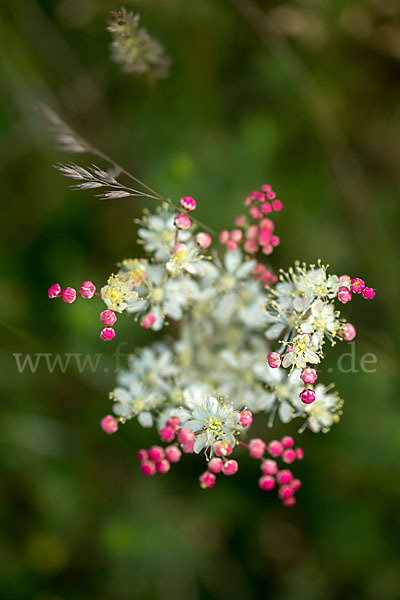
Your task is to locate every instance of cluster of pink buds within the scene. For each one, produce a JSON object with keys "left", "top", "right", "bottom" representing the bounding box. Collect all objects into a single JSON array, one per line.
[
  {"left": 138, "top": 445, "right": 182, "bottom": 476},
  {"left": 198, "top": 409, "right": 253, "bottom": 489},
  {"left": 199, "top": 444, "right": 239, "bottom": 489},
  {"left": 254, "top": 263, "right": 278, "bottom": 288},
  {"left": 48, "top": 280, "right": 121, "bottom": 342},
  {"left": 218, "top": 228, "right": 243, "bottom": 251},
  {"left": 337, "top": 275, "right": 375, "bottom": 304},
  {"left": 100, "top": 408, "right": 300, "bottom": 506},
  {"left": 248, "top": 435, "right": 303, "bottom": 506},
  {"left": 100, "top": 310, "right": 117, "bottom": 340},
  {"left": 136, "top": 416, "right": 195, "bottom": 477},
  {"left": 219, "top": 185, "right": 282, "bottom": 255},
  {"left": 48, "top": 280, "right": 96, "bottom": 303},
  {"left": 138, "top": 416, "right": 194, "bottom": 477},
  {"left": 175, "top": 196, "right": 212, "bottom": 249}
]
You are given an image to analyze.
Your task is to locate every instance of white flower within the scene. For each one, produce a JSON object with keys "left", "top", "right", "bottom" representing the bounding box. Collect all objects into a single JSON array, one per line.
[
  {"left": 263, "top": 368, "right": 304, "bottom": 424},
  {"left": 101, "top": 273, "right": 139, "bottom": 313},
  {"left": 265, "top": 263, "right": 342, "bottom": 342},
  {"left": 213, "top": 250, "right": 266, "bottom": 328},
  {"left": 182, "top": 383, "right": 214, "bottom": 409},
  {"left": 282, "top": 333, "right": 321, "bottom": 370},
  {"left": 165, "top": 243, "right": 206, "bottom": 276},
  {"left": 213, "top": 342, "right": 279, "bottom": 412},
  {"left": 126, "top": 264, "right": 199, "bottom": 330},
  {"left": 264, "top": 280, "right": 303, "bottom": 340},
  {"left": 126, "top": 343, "right": 179, "bottom": 389},
  {"left": 111, "top": 383, "right": 162, "bottom": 426},
  {"left": 294, "top": 384, "right": 343, "bottom": 432},
  {"left": 183, "top": 396, "right": 241, "bottom": 453},
  {"left": 137, "top": 206, "right": 190, "bottom": 261},
  {"left": 299, "top": 298, "right": 340, "bottom": 347}
]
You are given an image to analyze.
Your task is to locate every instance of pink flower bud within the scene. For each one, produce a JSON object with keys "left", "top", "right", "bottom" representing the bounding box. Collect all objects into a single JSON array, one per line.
[
  {"left": 283, "top": 496, "right": 296, "bottom": 507},
  {"left": 223, "top": 459, "right": 239, "bottom": 476},
  {"left": 350, "top": 278, "right": 365, "bottom": 293},
  {"left": 260, "top": 218, "right": 274, "bottom": 231},
  {"left": 180, "top": 196, "right": 197, "bottom": 212},
  {"left": 137, "top": 449, "right": 148, "bottom": 462},
  {"left": 278, "top": 485, "right": 293, "bottom": 500},
  {"left": 254, "top": 263, "right": 266, "bottom": 277},
  {"left": 340, "top": 323, "right": 356, "bottom": 341},
  {"left": 219, "top": 230, "right": 229, "bottom": 244},
  {"left": 261, "top": 202, "right": 272, "bottom": 214},
  {"left": 249, "top": 438, "right": 266, "bottom": 459},
  {"left": 282, "top": 449, "right": 296, "bottom": 464},
  {"left": 159, "top": 426, "right": 175, "bottom": 442},
  {"left": 259, "top": 229, "right": 272, "bottom": 246},
  {"left": 300, "top": 389, "right": 315, "bottom": 404},
  {"left": 100, "top": 310, "right": 117, "bottom": 326},
  {"left": 48, "top": 283, "right": 62, "bottom": 298},
  {"left": 101, "top": 415, "right": 118, "bottom": 434},
  {"left": 156, "top": 459, "right": 171, "bottom": 474},
  {"left": 165, "top": 445, "right": 182, "bottom": 463},
  {"left": 214, "top": 441, "right": 233, "bottom": 457},
  {"left": 195, "top": 232, "right": 212, "bottom": 249},
  {"left": 244, "top": 239, "right": 259, "bottom": 253},
  {"left": 226, "top": 240, "right": 237, "bottom": 250},
  {"left": 291, "top": 478, "right": 302, "bottom": 492},
  {"left": 100, "top": 327, "right": 116, "bottom": 341},
  {"left": 239, "top": 409, "right": 253, "bottom": 427},
  {"left": 267, "top": 352, "right": 281, "bottom": 368},
  {"left": 148, "top": 446, "right": 164, "bottom": 462},
  {"left": 174, "top": 214, "right": 191, "bottom": 230},
  {"left": 246, "top": 225, "right": 259, "bottom": 239},
  {"left": 301, "top": 367, "right": 318, "bottom": 384},
  {"left": 141, "top": 313, "right": 155, "bottom": 329},
  {"left": 62, "top": 287, "right": 77, "bottom": 303},
  {"left": 235, "top": 215, "right": 247, "bottom": 227},
  {"left": 258, "top": 475, "right": 275, "bottom": 491},
  {"left": 141, "top": 461, "right": 156, "bottom": 476},
  {"left": 178, "top": 428, "right": 195, "bottom": 445},
  {"left": 261, "top": 184, "right": 272, "bottom": 192},
  {"left": 261, "top": 244, "right": 273, "bottom": 255},
  {"left": 271, "top": 199, "right": 282, "bottom": 211},
  {"left": 181, "top": 441, "right": 194, "bottom": 454},
  {"left": 271, "top": 235, "right": 280, "bottom": 247},
  {"left": 296, "top": 448, "right": 304, "bottom": 460},
  {"left": 80, "top": 280, "right": 96, "bottom": 299},
  {"left": 268, "top": 440, "right": 284, "bottom": 457},
  {"left": 281, "top": 436, "right": 294, "bottom": 448},
  {"left": 362, "top": 287, "right": 375, "bottom": 299},
  {"left": 277, "top": 470, "right": 293, "bottom": 485},
  {"left": 250, "top": 206, "right": 263, "bottom": 220},
  {"left": 230, "top": 229, "right": 243, "bottom": 243},
  {"left": 208, "top": 457, "right": 223, "bottom": 474},
  {"left": 199, "top": 471, "right": 216, "bottom": 489},
  {"left": 166, "top": 416, "right": 181, "bottom": 430},
  {"left": 261, "top": 459, "right": 278, "bottom": 475},
  {"left": 338, "top": 286, "right": 352, "bottom": 304}
]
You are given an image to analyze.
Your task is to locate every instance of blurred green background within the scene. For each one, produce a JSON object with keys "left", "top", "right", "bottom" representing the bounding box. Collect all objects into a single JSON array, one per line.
[{"left": 1, "top": 0, "right": 400, "bottom": 598}]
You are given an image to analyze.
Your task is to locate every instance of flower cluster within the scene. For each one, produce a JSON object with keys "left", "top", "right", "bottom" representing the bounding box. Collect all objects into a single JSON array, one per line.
[
  {"left": 49, "top": 183, "right": 375, "bottom": 505},
  {"left": 265, "top": 261, "right": 375, "bottom": 410},
  {"left": 219, "top": 183, "right": 282, "bottom": 255}
]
